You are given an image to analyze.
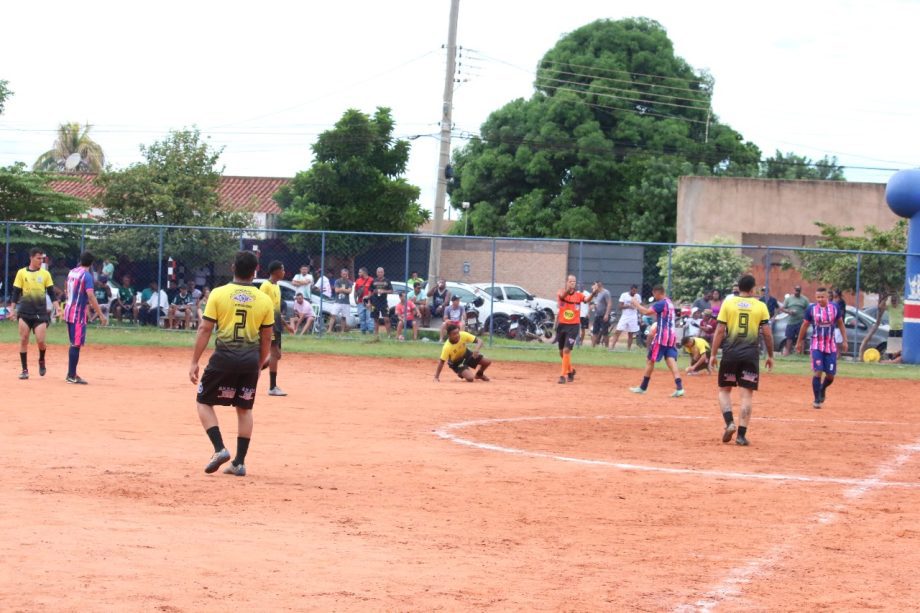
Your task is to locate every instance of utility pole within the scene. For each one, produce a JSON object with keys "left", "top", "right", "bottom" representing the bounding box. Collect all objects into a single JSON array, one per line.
[{"left": 427, "top": 0, "right": 460, "bottom": 283}]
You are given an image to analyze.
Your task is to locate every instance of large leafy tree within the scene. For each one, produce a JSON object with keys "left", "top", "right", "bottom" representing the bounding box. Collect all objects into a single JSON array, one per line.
[
  {"left": 450, "top": 18, "right": 762, "bottom": 241},
  {"left": 274, "top": 107, "right": 428, "bottom": 254},
  {"left": 797, "top": 221, "right": 906, "bottom": 358},
  {"left": 95, "top": 129, "right": 249, "bottom": 267},
  {"left": 762, "top": 150, "right": 845, "bottom": 180},
  {"left": 33, "top": 122, "right": 106, "bottom": 173}
]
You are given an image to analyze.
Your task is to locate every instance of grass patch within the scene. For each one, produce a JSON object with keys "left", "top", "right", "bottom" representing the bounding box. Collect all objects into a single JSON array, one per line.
[{"left": 1, "top": 321, "right": 916, "bottom": 380}]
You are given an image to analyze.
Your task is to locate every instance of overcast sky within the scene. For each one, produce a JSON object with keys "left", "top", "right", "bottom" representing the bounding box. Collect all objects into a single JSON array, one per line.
[{"left": 2, "top": 0, "right": 918, "bottom": 216}]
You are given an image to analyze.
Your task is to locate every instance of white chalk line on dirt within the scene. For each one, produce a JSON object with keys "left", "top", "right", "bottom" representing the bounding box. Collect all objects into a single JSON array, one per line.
[
  {"left": 433, "top": 415, "right": 920, "bottom": 489},
  {"left": 673, "top": 438, "right": 920, "bottom": 612}
]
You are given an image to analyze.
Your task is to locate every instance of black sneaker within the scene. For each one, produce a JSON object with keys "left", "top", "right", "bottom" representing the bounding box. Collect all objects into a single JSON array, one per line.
[
  {"left": 567, "top": 369, "right": 576, "bottom": 382},
  {"left": 39, "top": 361, "right": 47, "bottom": 377},
  {"left": 557, "top": 376, "right": 566, "bottom": 384},
  {"left": 736, "top": 436, "right": 750, "bottom": 446},
  {"left": 19, "top": 369, "right": 29, "bottom": 380},
  {"left": 722, "top": 422, "right": 736, "bottom": 443},
  {"left": 65, "top": 375, "right": 88, "bottom": 385},
  {"left": 205, "top": 448, "right": 231, "bottom": 474},
  {"left": 818, "top": 390, "right": 826, "bottom": 403}
]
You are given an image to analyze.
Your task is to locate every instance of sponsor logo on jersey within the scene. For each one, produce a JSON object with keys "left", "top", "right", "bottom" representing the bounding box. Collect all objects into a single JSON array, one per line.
[{"left": 232, "top": 291, "right": 254, "bottom": 303}]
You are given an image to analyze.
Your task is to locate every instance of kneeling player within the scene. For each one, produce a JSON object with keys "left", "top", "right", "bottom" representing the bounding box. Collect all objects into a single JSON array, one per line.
[
  {"left": 681, "top": 335, "right": 712, "bottom": 375},
  {"left": 434, "top": 324, "right": 492, "bottom": 382}
]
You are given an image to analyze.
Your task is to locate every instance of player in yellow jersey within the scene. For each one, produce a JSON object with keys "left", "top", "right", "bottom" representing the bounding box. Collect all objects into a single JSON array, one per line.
[
  {"left": 709, "top": 275, "right": 774, "bottom": 447},
  {"left": 11, "top": 247, "right": 60, "bottom": 379},
  {"left": 189, "top": 251, "right": 274, "bottom": 476},
  {"left": 260, "top": 260, "right": 293, "bottom": 397},
  {"left": 434, "top": 324, "right": 492, "bottom": 382}
]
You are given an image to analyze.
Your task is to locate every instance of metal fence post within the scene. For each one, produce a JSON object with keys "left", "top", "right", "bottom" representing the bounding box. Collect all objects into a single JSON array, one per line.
[
  {"left": 3, "top": 223, "right": 10, "bottom": 301},
  {"left": 578, "top": 241, "right": 584, "bottom": 284},
  {"left": 764, "top": 248, "right": 772, "bottom": 294},
  {"left": 157, "top": 226, "right": 165, "bottom": 328},
  {"left": 239, "top": 229, "right": 244, "bottom": 250},
  {"left": 854, "top": 253, "right": 862, "bottom": 360},
  {"left": 666, "top": 246, "right": 673, "bottom": 297},
  {"left": 80, "top": 224, "right": 86, "bottom": 254},
  {"left": 489, "top": 237, "right": 497, "bottom": 348},
  {"left": 404, "top": 234, "right": 410, "bottom": 286},
  {"left": 319, "top": 232, "right": 326, "bottom": 336}
]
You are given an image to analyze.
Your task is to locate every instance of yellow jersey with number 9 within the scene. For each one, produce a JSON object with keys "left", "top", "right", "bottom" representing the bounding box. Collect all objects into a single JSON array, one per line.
[
  {"left": 203, "top": 282, "right": 274, "bottom": 368},
  {"left": 717, "top": 295, "right": 770, "bottom": 361}
]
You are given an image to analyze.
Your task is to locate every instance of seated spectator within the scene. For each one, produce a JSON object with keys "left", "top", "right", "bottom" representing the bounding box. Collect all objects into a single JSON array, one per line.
[
  {"left": 114, "top": 274, "right": 139, "bottom": 323},
  {"left": 440, "top": 294, "right": 465, "bottom": 342},
  {"left": 89, "top": 275, "right": 114, "bottom": 322},
  {"left": 165, "top": 279, "right": 180, "bottom": 303},
  {"left": 395, "top": 290, "right": 421, "bottom": 341},
  {"left": 291, "top": 293, "right": 316, "bottom": 335},
  {"left": 167, "top": 284, "right": 196, "bottom": 329},
  {"left": 428, "top": 278, "right": 451, "bottom": 320},
  {"left": 406, "top": 271, "right": 426, "bottom": 290},
  {"left": 186, "top": 280, "right": 202, "bottom": 302},
  {"left": 681, "top": 335, "right": 712, "bottom": 375},
  {"left": 139, "top": 282, "right": 169, "bottom": 326},
  {"left": 408, "top": 282, "right": 430, "bottom": 327},
  {"left": 0, "top": 301, "right": 10, "bottom": 321}
]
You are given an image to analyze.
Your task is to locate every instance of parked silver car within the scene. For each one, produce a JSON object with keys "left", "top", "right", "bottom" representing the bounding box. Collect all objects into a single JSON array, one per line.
[{"left": 771, "top": 306, "right": 889, "bottom": 354}]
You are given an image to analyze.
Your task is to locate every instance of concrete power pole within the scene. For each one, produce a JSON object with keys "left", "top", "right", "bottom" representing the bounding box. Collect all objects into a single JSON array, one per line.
[{"left": 427, "top": 0, "right": 460, "bottom": 283}]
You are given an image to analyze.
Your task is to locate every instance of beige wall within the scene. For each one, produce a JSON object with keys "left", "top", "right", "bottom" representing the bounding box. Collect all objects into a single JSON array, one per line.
[
  {"left": 677, "top": 177, "right": 899, "bottom": 245},
  {"left": 440, "top": 238, "right": 569, "bottom": 299}
]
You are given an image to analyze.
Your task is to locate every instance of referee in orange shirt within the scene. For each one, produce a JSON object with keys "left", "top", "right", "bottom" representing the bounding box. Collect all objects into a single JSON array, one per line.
[{"left": 555, "top": 275, "right": 597, "bottom": 384}]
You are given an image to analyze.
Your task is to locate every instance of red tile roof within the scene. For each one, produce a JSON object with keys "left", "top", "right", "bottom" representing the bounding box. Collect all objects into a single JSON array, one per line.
[{"left": 47, "top": 173, "right": 289, "bottom": 215}]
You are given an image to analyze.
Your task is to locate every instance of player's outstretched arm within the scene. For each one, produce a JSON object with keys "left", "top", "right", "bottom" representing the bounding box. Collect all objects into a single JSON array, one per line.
[
  {"left": 189, "top": 319, "right": 215, "bottom": 383},
  {"left": 434, "top": 359, "right": 446, "bottom": 382}
]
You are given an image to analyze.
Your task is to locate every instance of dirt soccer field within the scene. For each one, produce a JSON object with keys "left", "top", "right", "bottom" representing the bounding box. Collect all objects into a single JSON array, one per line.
[{"left": 2, "top": 343, "right": 919, "bottom": 611}]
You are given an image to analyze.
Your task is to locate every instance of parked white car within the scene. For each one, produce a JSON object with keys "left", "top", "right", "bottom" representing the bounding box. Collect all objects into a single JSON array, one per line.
[
  {"left": 473, "top": 282, "right": 558, "bottom": 318},
  {"left": 445, "top": 281, "right": 540, "bottom": 335}
]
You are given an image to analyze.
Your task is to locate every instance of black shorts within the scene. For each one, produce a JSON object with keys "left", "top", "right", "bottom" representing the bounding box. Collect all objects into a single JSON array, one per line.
[
  {"left": 20, "top": 315, "right": 50, "bottom": 331},
  {"left": 580, "top": 316, "right": 589, "bottom": 330},
  {"left": 196, "top": 364, "right": 260, "bottom": 410},
  {"left": 557, "top": 323, "right": 580, "bottom": 351},
  {"left": 592, "top": 318, "right": 609, "bottom": 336},
  {"left": 271, "top": 321, "right": 283, "bottom": 348},
  {"left": 718, "top": 356, "right": 760, "bottom": 391},
  {"left": 448, "top": 349, "right": 483, "bottom": 377}
]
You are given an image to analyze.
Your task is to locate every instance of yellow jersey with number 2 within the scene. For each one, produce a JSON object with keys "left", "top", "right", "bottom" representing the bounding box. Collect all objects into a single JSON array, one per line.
[{"left": 203, "top": 282, "right": 274, "bottom": 368}]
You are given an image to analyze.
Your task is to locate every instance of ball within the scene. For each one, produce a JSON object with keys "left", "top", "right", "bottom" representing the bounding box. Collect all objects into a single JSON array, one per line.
[{"left": 863, "top": 347, "right": 881, "bottom": 363}]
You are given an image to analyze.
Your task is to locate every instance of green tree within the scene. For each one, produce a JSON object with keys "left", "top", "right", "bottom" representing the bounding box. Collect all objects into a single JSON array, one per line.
[
  {"left": 660, "top": 237, "right": 752, "bottom": 303},
  {"left": 95, "top": 129, "right": 249, "bottom": 268},
  {"left": 33, "top": 122, "right": 106, "bottom": 173},
  {"left": 797, "top": 221, "right": 906, "bottom": 358},
  {"left": 275, "top": 107, "right": 428, "bottom": 255},
  {"left": 761, "top": 150, "right": 845, "bottom": 180},
  {"left": 0, "top": 79, "right": 11, "bottom": 115},
  {"left": 449, "top": 18, "right": 762, "bottom": 241}
]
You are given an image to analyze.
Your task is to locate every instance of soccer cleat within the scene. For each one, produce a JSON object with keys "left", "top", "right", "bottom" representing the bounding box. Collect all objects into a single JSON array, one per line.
[
  {"left": 19, "top": 369, "right": 29, "bottom": 380},
  {"left": 567, "top": 369, "right": 576, "bottom": 382},
  {"left": 818, "top": 390, "right": 826, "bottom": 404},
  {"left": 736, "top": 436, "right": 750, "bottom": 446},
  {"left": 205, "top": 448, "right": 231, "bottom": 474},
  {"left": 557, "top": 376, "right": 566, "bottom": 384},
  {"left": 671, "top": 389, "right": 685, "bottom": 398},
  {"left": 39, "top": 361, "right": 47, "bottom": 377},
  {"left": 268, "top": 387, "right": 287, "bottom": 396},
  {"left": 475, "top": 373, "right": 490, "bottom": 382},
  {"left": 223, "top": 462, "right": 246, "bottom": 477},
  {"left": 65, "top": 375, "right": 88, "bottom": 385},
  {"left": 629, "top": 386, "right": 646, "bottom": 394},
  {"left": 812, "top": 401, "right": 822, "bottom": 409},
  {"left": 722, "top": 422, "right": 737, "bottom": 443}
]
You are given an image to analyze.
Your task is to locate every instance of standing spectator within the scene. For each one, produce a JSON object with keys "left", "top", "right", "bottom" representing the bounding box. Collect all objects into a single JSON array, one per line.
[
  {"left": 781, "top": 285, "right": 809, "bottom": 356},
  {"left": 114, "top": 274, "right": 138, "bottom": 324},
  {"left": 187, "top": 280, "right": 202, "bottom": 302},
  {"left": 692, "top": 290, "right": 713, "bottom": 314},
  {"left": 796, "top": 287, "right": 848, "bottom": 408},
  {"left": 353, "top": 267, "right": 374, "bottom": 334},
  {"left": 440, "top": 294, "right": 466, "bottom": 341},
  {"left": 197, "top": 287, "right": 211, "bottom": 323},
  {"left": 259, "top": 261, "right": 289, "bottom": 396},
  {"left": 370, "top": 267, "right": 393, "bottom": 340},
  {"left": 189, "top": 250, "right": 274, "bottom": 477},
  {"left": 555, "top": 275, "right": 597, "bottom": 384},
  {"left": 193, "top": 265, "right": 210, "bottom": 289},
  {"left": 710, "top": 275, "right": 774, "bottom": 446},
  {"left": 427, "top": 278, "right": 451, "bottom": 320},
  {"left": 759, "top": 286, "right": 779, "bottom": 319},
  {"left": 101, "top": 258, "right": 115, "bottom": 280},
  {"left": 698, "top": 309, "right": 717, "bottom": 344},
  {"left": 315, "top": 268, "right": 332, "bottom": 299},
  {"left": 731, "top": 284, "right": 741, "bottom": 296},
  {"left": 291, "top": 264, "right": 314, "bottom": 297},
  {"left": 291, "top": 293, "right": 316, "bottom": 335},
  {"left": 577, "top": 286, "right": 591, "bottom": 346},
  {"left": 608, "top": 284, "right": 640, "bottom": 351},
  {"left": 408, "top": 282, "right": 430, "bottom": 327},
  {"left": 629, "top": 284, "right": 684, "bottom": 397},
  {"left": 887, "top": 292, "right": 903, "bottom": 360},
  {"left": 11, "top": 247, "right": 59, "bottom": 379},
  {"left": 406, "top": 271, "right": 426, "bottom": 290},
  {"left": 167, "top": 284, "right": 195, "bottom": 329},
  {"left": 330, "top": 268, "right": 353, "bottom": 333},
  {"left": 395, "top": 291, "right": 421, "bottom": 340},
  {"left": 591, "top": 281, "right": 612, "bottom": 348},
  {"left": 709, "top": 289, "right": 724, "bottom": 318},
  {"left": 63, "top": 251, "right": 109, "bottom": 384}
]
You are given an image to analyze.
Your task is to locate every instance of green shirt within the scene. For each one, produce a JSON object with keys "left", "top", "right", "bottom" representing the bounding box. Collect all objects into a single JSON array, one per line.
[
  {"left": 888, "top": 303, "right": 904, "bottom": 331},
  {"left": 783, "top": 294, "right": 809, "bottom": 325}
]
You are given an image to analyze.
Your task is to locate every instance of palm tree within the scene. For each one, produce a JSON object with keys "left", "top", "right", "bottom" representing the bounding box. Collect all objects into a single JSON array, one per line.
[{"left": 33, "top": 122, "right": 105, "bottom": 172}]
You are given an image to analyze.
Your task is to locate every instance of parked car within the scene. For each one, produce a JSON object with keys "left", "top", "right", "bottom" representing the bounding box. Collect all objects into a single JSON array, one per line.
[
  {"left": 473, "top": 282, "right": 558, "bottom": 318},
  {"left": 445, "top": 281, "right": 539, "bottom": 336},
  {"left": 861, "top": 306, "right": 890, "bottom": 326},
  {"left": 254, "top": 278, "right": 358, "bottom": 330},
  {"left": 771, "top": 306, "right": 889, "bottom": 354}
]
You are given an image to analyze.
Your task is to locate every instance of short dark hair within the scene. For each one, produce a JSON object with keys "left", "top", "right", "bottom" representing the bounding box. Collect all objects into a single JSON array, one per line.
[
  {"left": 682, "top": 335, "right": 694, "bottom": 346},
  {"left": 29, "top": 247, "right": 44, "bottom": 258},
  {"left": 233, "top": 251, "right": 259, "bottom": 279},
  {"left": 79, "top": 251, "right": 95, "bottom": 267},
  {"left": 267, "top": 260, "right": 284, "bottom": 274},
  {"left": 816, "top": 286, "right": 827, "bottom": 293},
  {"left": 446, "top": 323, "right": 459, "bottom": 335},
  {"left": 738, "top": 275, "right": 756, "bottom": 293},
  {"left": 652, "top": 284, "right": 664, "bottom": 293}
]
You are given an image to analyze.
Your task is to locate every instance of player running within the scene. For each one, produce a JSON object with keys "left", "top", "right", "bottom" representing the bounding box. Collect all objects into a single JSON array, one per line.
[
  {"left": 259, "top": 260, "right": 293, "bottom": 397},
  {"left": 433, "top": 323, "right": 492, "bottom": 382},
  {"left": 795, "top": 287, "right": 848, "bottom": 409},
  {"left": 62, "top": 251, "right": 109, "bottom": 384},
  {"left": 709, "top": 275, "right": 774, "bottom": 446},
  {"left": 190, "top": 251, "right": 274, "bottom": 477},
  {"left": 11, "top": 247, "right": 59, "bottom": 379},
  {"left": 629, "top": 285, "right": 684, "bottom": 397},
  {"left": 555, "top": 275, "right": 597, "bottom": 384}
]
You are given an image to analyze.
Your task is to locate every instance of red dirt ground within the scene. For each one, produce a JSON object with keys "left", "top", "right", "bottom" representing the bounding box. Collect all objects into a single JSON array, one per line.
[{"left": 2, "top": 344, "right": 919, "bottom": 611}]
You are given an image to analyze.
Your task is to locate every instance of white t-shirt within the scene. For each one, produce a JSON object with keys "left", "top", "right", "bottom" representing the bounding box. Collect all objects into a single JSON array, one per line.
[
  {"left": 579, "top": 291, "right": 591, "bottom": 317},
  {"left": 618, "top": 291, "right": 638, "bottom": 325},
  {"left": 292, "top": 273, "right": 314, "bottom": 296},
  {"left": 315, "top": 275, "right": 332, "bottom": 298}
]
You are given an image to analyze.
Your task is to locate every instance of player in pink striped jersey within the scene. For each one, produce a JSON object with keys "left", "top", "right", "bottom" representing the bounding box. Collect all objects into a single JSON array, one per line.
[
  {"left": 796, "top": 287, "right": 848, "bottom": 408},
  {"left": 629, "top": 284, "right": 684, "bottom": 397}
]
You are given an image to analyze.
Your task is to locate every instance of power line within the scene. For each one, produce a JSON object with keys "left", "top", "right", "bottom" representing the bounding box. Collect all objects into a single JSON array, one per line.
[{"left": 535, "top": 78, "right": 711, "bottom": 113}]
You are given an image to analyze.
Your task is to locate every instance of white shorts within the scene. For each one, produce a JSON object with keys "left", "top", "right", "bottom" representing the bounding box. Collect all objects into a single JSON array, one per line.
[
  {"left": 616, "top": 318, "right": 639, "bottom": 333},
  {"left": 331, "top": 303, "right": 350, "bottom": 318}
]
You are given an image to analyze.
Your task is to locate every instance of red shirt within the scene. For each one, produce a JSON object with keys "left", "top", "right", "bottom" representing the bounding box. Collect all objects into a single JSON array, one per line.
[
  {"left": 557, "top": 290, "right": 586, "bottom": 325},
  {"left": 354, "top": 276, "right": 374, "bottom": 301}
]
